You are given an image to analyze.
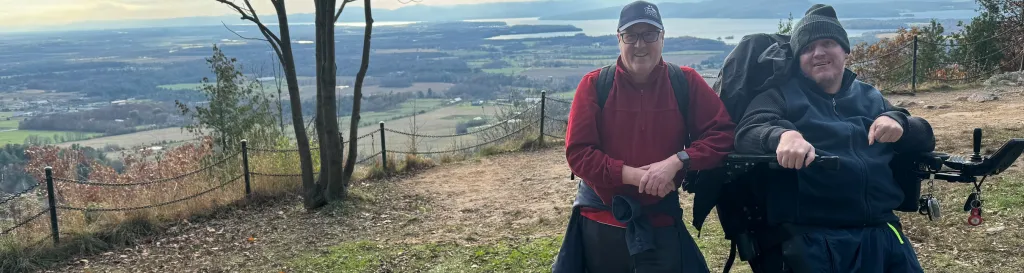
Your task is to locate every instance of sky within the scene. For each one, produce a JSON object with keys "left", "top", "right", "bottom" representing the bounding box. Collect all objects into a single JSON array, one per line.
[{"left": 0, "top": 0, "right": 530, "bottom": 28}]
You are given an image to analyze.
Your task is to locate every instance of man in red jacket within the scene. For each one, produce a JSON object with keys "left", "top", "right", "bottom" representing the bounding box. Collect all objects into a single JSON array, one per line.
[{"left": 554, "top": 1, "right": 737, "bottom": 272}]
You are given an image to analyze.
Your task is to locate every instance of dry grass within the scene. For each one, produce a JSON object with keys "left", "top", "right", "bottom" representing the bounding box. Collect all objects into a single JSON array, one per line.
[{"left": 0, "top": 136, "right": 310, "bottom": 271}]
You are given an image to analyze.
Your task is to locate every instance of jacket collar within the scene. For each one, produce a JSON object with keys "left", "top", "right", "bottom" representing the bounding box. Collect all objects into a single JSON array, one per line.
[
  {"left": 795, "top": 67, "right": 858, "bottom": 98},
  {"left": 615, "top": 55, "right": 667, "bottom": 89}
]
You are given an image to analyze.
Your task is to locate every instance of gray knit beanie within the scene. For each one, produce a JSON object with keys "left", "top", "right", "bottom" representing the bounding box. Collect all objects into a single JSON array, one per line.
[{"left": 790, "top": 4, "right": 850, "bottom": 54}]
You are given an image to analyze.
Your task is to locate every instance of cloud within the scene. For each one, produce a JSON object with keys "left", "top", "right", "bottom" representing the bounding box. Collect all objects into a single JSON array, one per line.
[{"left": 0, "top": 0, "right": 532, "bottom": 28}]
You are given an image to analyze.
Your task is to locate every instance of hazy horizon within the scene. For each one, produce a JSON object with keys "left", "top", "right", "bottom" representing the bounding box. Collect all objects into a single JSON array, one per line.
[{"left": 0, "top": 0, "right": 536, "bottom": 30}]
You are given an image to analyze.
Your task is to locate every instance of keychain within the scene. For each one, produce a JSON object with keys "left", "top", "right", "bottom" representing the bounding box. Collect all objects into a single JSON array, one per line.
[
  {"left": 965, "top": 189, "right": 984, "bottom": 226},
  {"left": 918, "top": 177, "right": 941, "bottom": 221}
]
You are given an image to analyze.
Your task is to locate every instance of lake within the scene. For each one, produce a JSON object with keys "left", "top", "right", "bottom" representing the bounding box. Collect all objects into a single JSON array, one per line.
[{"left": 340, "top": 9, "right": 982, "bottom": 44}]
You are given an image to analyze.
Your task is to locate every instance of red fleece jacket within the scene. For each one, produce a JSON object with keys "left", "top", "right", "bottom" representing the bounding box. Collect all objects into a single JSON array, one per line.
[{"left": 565, "top": 58, "right": 736, "bottom": 228}]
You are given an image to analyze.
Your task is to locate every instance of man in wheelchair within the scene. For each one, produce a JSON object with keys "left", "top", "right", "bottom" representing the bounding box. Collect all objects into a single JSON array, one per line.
[
  {"left": 728, "top": 4, "right": 935, "bottom": 272},
  {"left": 701, "top": 3, "right": 1024, "bottom": 270}
]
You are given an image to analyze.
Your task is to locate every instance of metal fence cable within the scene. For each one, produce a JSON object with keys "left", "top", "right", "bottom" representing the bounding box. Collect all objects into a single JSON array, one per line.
[
  {"left": 386, "top": 119, "right": 539, "bottom": 155},
  {"left": 917, "top": 30, "right": 1012, "bottom": 47},
  {"left": 51, "top": 151, "right": 241, "bottom": 187},
  {"left": 57, "top": 174, "right": 244, "bottom": 212},
  {"left": 383, "top": 103, "right": 541, "bottom": 138},
  {"left": 0, "top": 183, "right": 39, "bottom": 205},
  {"left": 546, "top": 97, "right": 572, "bottom": 104},
  {"left": 0, "top": 209, "right": 48, "bottom": 236}
]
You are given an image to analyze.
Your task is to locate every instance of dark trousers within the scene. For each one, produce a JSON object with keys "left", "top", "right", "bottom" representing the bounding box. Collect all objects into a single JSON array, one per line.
[
  {"left": 748, "top": 223, "right": 924, "bottom": 273},
  {"left": 580, "top": 216, "right": 683, "bottom": 273}
]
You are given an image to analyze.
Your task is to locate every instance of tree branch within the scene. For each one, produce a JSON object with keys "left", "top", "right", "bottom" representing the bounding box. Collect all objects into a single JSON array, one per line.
[
  {"left": 334, "top": 0, "right": 357, "bottom": 23},
  {"left": 215, "top": 0, "right": 287, "bottom": 70},
  {"left": 222, "top": 22, "right": 268, "bottom": 42},
  {"left": 215, "top": 0, "right": 285, "bottom": 48}
]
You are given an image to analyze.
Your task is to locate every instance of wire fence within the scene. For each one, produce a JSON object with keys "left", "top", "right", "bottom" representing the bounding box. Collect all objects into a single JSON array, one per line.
[
  {"left": 0, "top": 95, "right": 566, "bottom": 249},
  {"left": 847, "top": 31, "right": 1023, "bottom": 92}
]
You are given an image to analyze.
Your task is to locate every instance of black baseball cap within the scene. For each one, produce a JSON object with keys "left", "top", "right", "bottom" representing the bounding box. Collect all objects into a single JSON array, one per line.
[{"left": 618, "top": 0, "right": 664, "bottom": 32}]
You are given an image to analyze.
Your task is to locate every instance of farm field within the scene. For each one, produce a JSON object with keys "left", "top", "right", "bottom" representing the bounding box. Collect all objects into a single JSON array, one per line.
[
  {"left": 52, "top": 97, "right": 490, "bottom": 158},
  {"left": 55, "top": 127, "right": 196, "bottom": 150},
  {"left": 345, "top": 82, "right": 455, "bottom": 97},
  {"left": 0, "top": 113, "right": 21, "bottom": 130},
  {"left": 343, "top": 102, "right": 526, "bottom": 158},
  {"left": 1, "top": 89, "right": 82, "bottom": 101},
  {"left": 159, "top": 77, "right": 453, "bottom": 100},
  {"left": 0, "top": 130, "right": 101, "bottom": 146}
]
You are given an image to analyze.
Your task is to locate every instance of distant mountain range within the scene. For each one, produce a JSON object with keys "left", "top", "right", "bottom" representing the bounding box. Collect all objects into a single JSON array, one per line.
[
  {"left": 3, "top": 0, "right": 979, "bottom": 33},
  {"left": 537, "top": 0, "right": 980, "bottom": 20}
]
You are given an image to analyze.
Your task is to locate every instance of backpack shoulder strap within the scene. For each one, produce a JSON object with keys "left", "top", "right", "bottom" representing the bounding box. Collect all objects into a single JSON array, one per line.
[
  {"left": 570, "top": 65, "right": 615, "bottom": 181},
  {"left": 596, "top": 64, "right": 615, "bottom": 109},
  {"left": 665, "top": 62, "right": 694, "bottom": 147}
]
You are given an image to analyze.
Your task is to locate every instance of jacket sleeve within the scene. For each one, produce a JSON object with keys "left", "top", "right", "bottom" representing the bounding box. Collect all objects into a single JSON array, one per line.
[
  {"left": 682, "top": 68, "right": 737, "bottom": 170},
  {"left": 565, "top": 71, "right": 625, "bottom": 191},
  {"left": 734, "top": 88, "right": 798, "bottom": 154},
  {"left": 879, "top": 98, "right": 936, "bottom": 154}
]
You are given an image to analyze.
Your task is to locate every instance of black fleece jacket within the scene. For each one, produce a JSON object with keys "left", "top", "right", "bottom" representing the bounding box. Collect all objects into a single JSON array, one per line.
[{"left": 733, "top": 69, "right": 936, "bottom": 227}]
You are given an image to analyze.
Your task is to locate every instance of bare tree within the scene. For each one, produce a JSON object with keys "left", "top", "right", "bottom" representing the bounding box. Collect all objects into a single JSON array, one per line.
[
  {"left": 342, "top": 0, "right": 375, "bottom": 187},
  {"left": 312, "top": 0, "right": 359, "bottom": 204},
  {"left": 214, "top": 0, "right": 317, "bottom": 209}
]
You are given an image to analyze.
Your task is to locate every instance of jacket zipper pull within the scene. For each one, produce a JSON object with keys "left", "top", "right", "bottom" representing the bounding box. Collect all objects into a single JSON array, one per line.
[{"left": 832, "top": 97, "right": 839, "bottom": 116}]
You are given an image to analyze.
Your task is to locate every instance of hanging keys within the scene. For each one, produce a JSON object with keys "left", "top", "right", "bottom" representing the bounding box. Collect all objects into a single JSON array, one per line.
[
  {"left": 966, "top": 190, "right": 984, "bottom": 226},
  {"left": 926, "top": 196, "right": 942, "bottom": 221},
  {"left": 968, "top": 207, "right": 984, "bottom": 226},
  {"left": 919, "top": 180, "right": 941, "bottom": 221},
  {"left": 918, "top": 195, "right": 931, "bottom": 216}
]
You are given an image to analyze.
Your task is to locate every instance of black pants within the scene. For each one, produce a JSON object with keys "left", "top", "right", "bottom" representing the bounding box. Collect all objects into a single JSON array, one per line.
[
  {"left": 748, "top": 223, "right": 924, "bottom": 273},
  {"left": 580, "top": 217, "right": 682, "bottom": 273}
]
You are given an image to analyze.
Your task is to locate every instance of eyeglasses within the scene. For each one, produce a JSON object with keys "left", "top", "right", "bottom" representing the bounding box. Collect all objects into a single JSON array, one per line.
[{"left": 619, "top": 30, "right": 662, "bottom": 44}]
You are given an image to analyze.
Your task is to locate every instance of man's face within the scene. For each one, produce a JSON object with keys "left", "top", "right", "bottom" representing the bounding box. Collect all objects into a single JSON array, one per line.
[
  {"left": 618, "top": 23, "right": 664, "bottom": 73},
  {"left": 798, "top": 38, "right": 847, "bottom": 89}
]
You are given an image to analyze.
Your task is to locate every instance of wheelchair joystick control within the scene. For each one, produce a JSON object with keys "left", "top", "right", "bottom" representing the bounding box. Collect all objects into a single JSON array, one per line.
[{"left": 971, "top": 128, "right": 983, "bottom": 162}]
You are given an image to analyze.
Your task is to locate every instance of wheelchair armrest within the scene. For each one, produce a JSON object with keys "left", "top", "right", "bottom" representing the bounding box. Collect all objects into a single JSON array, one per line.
[{"left": 724, "top": 154, "right": 839, "bottom": 170}]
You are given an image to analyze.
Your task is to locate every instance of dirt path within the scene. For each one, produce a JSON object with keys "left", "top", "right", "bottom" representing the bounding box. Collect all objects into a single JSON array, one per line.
[{"left": 48, "top": 86, "right": 1024, "bottom": 273}]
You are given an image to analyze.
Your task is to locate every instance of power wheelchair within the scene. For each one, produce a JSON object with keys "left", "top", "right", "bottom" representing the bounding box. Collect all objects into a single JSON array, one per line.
[{"left": 700, "top": 129, "right": 1023, "bottom": 272}]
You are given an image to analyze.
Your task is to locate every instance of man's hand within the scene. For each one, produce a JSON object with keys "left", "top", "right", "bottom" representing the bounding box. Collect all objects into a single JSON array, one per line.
[
  {"left": 637, "top": 156, "right": 682, "bottom": 197},
  {"left": 777, "top": 130, "right": 816, "bottom": 169},
  {"left": 868, "top": 115, "right": 903, "bottom": 145}
]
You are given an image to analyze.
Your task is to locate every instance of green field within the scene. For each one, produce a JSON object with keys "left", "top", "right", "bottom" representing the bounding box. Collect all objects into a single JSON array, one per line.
[
  {"left": 0, "top": 112, "right": 22, "bottom": 130},
  {"left": 0, "top": 119, "right": 20, "bottom": 130},
  {"left": 341, "top": 99, "right": 449, "bottom": 128},
  {"left": 0, "top": 130, "right": 102, "bottom": 145},
  {"left": 157, "top": 83, "right": 203, "bottom": 91}
]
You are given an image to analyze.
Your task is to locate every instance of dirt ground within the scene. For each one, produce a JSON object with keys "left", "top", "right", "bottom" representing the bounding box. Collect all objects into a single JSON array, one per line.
[{"left": 47, "top": 85, "right": 1024, "bottom": 273}]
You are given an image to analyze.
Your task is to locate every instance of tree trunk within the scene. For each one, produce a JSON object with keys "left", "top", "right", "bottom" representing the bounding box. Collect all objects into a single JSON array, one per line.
[
  {"left": 275, "top": 55, "right": 285, "bottom": 133},
  {"left": 315, "top": 57, "right": 329, "bottom": 198},
  {"left": 315, "top": 0, "right": 345, "bottom": 202},
  {"left": 343, "top": 0, "right": 373, "bottom": 184},
  {"left": 273, "top": 1, "right": 321, "bottom": 210}
]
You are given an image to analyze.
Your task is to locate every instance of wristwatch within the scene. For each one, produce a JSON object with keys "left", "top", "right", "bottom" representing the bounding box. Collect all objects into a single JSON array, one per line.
[{"left": 676, "top": 151, "right": 691, "bottom": 172}]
